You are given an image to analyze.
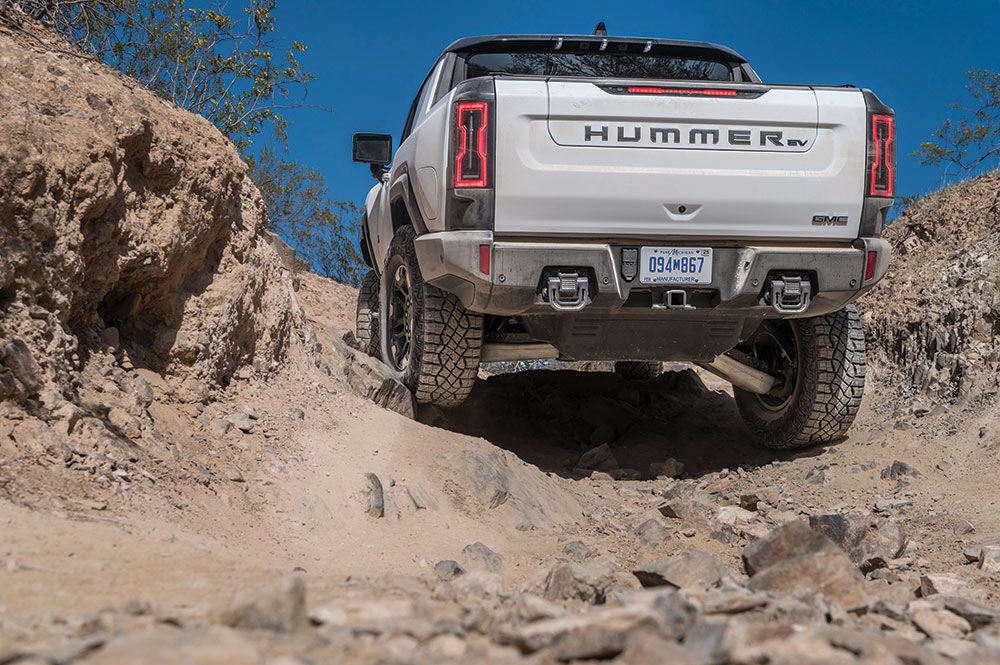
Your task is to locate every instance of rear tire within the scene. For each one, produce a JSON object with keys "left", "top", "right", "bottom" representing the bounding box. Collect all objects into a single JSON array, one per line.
[
  {"left": 355, "top": 270, "right": 381, "bottom": 359},
  {"left": 734, "top": 305, "right": 866, "bottom": 450},
  {"left": 380, "top": 225, "right": 483, "bottom": 407},
  {"left": 614, "top": 361, "right": 663, "bottom": 381}
]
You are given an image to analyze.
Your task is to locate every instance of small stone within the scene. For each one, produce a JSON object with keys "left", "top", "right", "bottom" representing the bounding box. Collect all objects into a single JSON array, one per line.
[
  {"left": 361, "top": 473, "right": 384, "bottom": 518},
  {"left": 633, "top": 550, "right": 727, "bottom": 589},
  {"left": 225, "top": 413, "right": 254, "bottom": 433},
  {"left": 577, "top": 443, "right": 618, "bottom": 471},
  {"left": 649, "top": 458, "right": 683, "bottom": 478},
  {"left": 874, "top": 498, "right": 912, "bottom": 513},
  {"left": 131, "top": 376, "right": 154, "bottom": 408},
  {"left": 226, "top": 465, "right": 244, "bottom": 482},
  {"left": 292, "top": 408, "right": 305, "bottom": 420},
  {"left": 748, "top": 549, "right": 868, "bottom": 611},
  {"left": 964, "top": 537, "right": 1000, "bottom": 563},
  {"left": 954, "top": 520, "right": 975, "bottom": 536},
  {"left": 716, "top": 505, "right": 757, "bottom": 526},
  {"left": 807, "top": 513, "right": 908, "bottom": 572},
  {"left": 634, "top": 518, "right": 670, "bottom": 549},
  {"left": 562, "top": 540, "right": 592, "bottom": 562},
  {"left": 911, "top": 608, "right": 971, "bottom": 639},
  {"left": 944, "top": 597, "right": 1000, "bottom": 629},
  {"left": 979, "top": 545, "right": 1000, "bottom": 573},
  {"left": 742, "top": 520, "right": 839, "bottom": 576},
  {"left": 241, "top": 405, "right": 260, "bottom": 420},
  {"left": 536, "top": 558, "right": 615, "bottom": 603},
  {"left": 218, "top": 575, "right": 306, "bottom": 631},
  {"left": 434, "top": 560, "right": 465, "bottom": 581},
  {"left": 880, "top": 460, "right": 919, "bottom": 481},
  {"left": 462, "top": 541, "right": 503, "bottom": 572},
  {"left": 919, "top": 573, "right": 968, "bottom": 596},
  {"left": 516, "top": 593, "right": 567, "bottom": 622}
]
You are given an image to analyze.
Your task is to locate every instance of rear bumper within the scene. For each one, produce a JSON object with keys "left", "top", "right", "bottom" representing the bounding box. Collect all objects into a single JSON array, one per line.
[{"left": 414, "top": 230, "right": 889, "bottom": 317}]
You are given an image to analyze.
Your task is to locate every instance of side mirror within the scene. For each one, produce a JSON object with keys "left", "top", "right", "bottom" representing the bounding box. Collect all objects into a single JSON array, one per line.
[{"left": 353, "top": 132, "right": 392, "bottom": 166}]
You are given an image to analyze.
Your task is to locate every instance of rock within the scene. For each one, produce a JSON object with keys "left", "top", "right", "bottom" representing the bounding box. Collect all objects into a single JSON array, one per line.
[
  {"left": 462, "top": 541, "right": 503, "bottom": 572},
  {"left": 433, "top": 571, "right": 504, "bottom": 603},
  {"left": 881, "top": 460, "right": 919, "bottom": 480},
  {"left": 309, "top": 597, "right": 416, "bottom": 627},
  {"left": 739, "top": 487, "right": 780, "bottom": 511},
  {"left": 434, "top": 449, "right": 583, "bottom": 530},
  {"left": 500, "top": 589, "right": 699, "bottom": 660},
  {"left": 954, "top": 520, "right": 976, "bottom": 536},
  {"left": 225, "top": 465, "right": 244, "bottom": 482},
  {"left": 874, "top": 498, "right": 912, "bottom": 513},
  {"left": 634, "top": 518, "right": 670, "bottom": 549},
  {"left": 911, "top": 608, "right": 971, "bottom": 639},
  {"left": 82, "top": 626, "right": 259, "bottom": 665},
  {"left": 11, "top": 419, "right": 73, "bottom": 461},
  {"left": 618, "top": 632, "right": 705, "bottom": 665},
  {"left": 716, "top": 505, "right": 757, "bottom": 526},
  {"left": 561, "top": 540, "right": 591, "bottom": 562},
  {"left": 964, "top": 537, "right": 1000, "bottom": 563},
  {"left": 920, "top": 573, "right": 969, "bottom": 596},
  {"left": 240, "top": 405, "right": 260, "bottom": 420},
  {"left": 292, "top": 408, "right": 305, "bottom": 419},
  {"left": 807, "top": 513, "right": 907, "bottom": 572},
  {"left": 589, "top": 425, "right": 616, "bottom": 446},
  {"left": 649, "top": 458, "right": 684, "bottom": 478},
  {"left": 0, "top": 339, "right": 44, "bottom": 400},
  {"left": 533, "top": 558, "right": 616, "bottom": 604},
  {"left": 747, "top": 549, "right": 869, "bottom": 612},
  {"left": 516, "top": 593, "right": 568, "bottom": 622},
  {"left": 577, "top": 443, "right": 618, "bottom": 471},
  {"left": 218, "top": 575, "right": 306, "bottom": 631},
  {"left": 434, "top": 560, "right": 465, "bottom": 581},
  {"left": 742, "top": 520, "right": 839, "bottom": 576},
  {"left": 944, "top": 597, "right": 1000, "bottom": 629},
  {"left": 361, "top": 472, "right": 384, "bottom": 518},
  {"left": 224, "top": 413, "right": 254, "bottom": 434},
  {"left": 131, "top": 376, "right": 154, "bottom": 408},
  {"left": 633, "top": 550, "right": 727, "bottom": 590},
  {"left": 980, "top": 545, "right": 1000, "bottom": 573}
]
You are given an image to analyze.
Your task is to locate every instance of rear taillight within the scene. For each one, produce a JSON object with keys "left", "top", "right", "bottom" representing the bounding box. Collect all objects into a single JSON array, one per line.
[
  {"left": 864, "top": 250, "right": 878, "bottom": 281},
  {"left": 868, "top": 114, "right": 895, "bottom": 197},
  {"left": 455, "top": 101, "right": 489, "bottom": 188}
]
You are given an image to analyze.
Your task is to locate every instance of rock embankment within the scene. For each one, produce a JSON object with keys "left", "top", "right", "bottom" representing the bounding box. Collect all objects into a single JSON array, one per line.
[{"left": 0, "top": 20, "right": 311, "bottom": 413}]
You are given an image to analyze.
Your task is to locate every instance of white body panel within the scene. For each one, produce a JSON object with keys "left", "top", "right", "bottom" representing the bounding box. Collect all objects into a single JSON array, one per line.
[{"left": 493, "top": 79, "right": 867, "bottom": 240}]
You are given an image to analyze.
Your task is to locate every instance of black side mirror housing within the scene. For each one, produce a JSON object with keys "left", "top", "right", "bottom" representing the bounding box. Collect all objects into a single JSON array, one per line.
[{"left": 353, "top": 132, "right": 392, "bottom": 166}]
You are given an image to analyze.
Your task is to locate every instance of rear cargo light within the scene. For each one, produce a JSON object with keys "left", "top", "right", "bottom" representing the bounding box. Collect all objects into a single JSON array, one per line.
[
  {"left": 868, "top": 114, "right": 895, "bottom": 197},
  {"left": 864, "top": 250, "right": 877, "bottom": 282},
  {"left": 626, "top": 86, "right": 738, "bottom": 96},
  {"left": 455, "top": 101, "right": 489, "bottom": 188}
]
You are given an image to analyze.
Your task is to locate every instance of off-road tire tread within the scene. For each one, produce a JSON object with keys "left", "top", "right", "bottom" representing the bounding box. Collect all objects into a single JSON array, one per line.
[
  {"left": 735, "top": 305, "right": 866, "bottom": 450},
  {"left": 386, "top": 226, "right": 482, "bottom": 407},
  {"left": 356, "top": 270, "right": 381, "bottom": 359},
  {"left": 614, "top": 361, "right": 663, "bottom": 381}
]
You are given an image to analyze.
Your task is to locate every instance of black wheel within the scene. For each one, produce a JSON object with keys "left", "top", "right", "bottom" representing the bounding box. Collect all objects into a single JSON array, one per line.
[
  {"left": 355, "top": 270, "right": 381, "bottom": 358},
  {"left": 380, "top": 225, "right": 483, "bottom": 407},
  {"left": 733, "top": 305, "right": 866, "bottom": 450},
  {"left": 614, "top": 361, "right": 662, "bottom": 381}
]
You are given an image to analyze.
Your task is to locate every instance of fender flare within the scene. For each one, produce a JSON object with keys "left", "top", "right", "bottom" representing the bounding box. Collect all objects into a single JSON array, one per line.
[{"left": 388, "top": 167, "right": 429, "bottom": 236}]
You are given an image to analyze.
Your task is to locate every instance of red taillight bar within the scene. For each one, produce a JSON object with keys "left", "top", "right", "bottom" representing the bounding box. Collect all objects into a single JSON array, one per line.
[
  {"left": 626, "top": 86, "right": 739, "bottom": 96},
  {"left": 869, "top": 114, "right": 895, "bottom": 197},
  {"left": 864, "top": 250, "right": 877, "bottom": 282},
  {"left": 455, "top": 101, "right": 488, "bottom": 188}
]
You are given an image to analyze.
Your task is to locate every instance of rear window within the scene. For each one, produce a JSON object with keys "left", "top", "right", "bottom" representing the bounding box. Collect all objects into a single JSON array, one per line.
[{"left": 466, "top": 51, "right": 733, "bottom": 81}]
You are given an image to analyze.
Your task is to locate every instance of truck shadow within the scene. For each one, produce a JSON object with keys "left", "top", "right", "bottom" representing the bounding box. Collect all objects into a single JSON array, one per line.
[{"left": 417, "top": 368, "right": 828, "bottom": 479}]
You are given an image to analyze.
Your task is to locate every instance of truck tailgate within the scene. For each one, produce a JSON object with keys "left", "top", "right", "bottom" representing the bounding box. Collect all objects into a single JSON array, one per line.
[{"left": 493, "top": 78, "right": 867, "bottom": 240}]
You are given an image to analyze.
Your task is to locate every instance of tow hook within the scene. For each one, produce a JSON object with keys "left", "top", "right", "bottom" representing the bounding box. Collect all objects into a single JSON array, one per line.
[
  {"left": 544, "top": 272, "right": 591, "bottom": 311},
  {"left": 763, "top": 275, "right": 811, "bottom": 314}
]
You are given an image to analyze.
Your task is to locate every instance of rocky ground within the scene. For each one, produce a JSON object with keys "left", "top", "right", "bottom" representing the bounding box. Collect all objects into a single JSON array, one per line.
[{"left": 5, "top": 11, "right": 1000, "bottom": 665}]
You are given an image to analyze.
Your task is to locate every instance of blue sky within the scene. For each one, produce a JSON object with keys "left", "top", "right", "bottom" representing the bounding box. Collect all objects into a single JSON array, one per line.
[{"left": 273, "top": 0, "right": 1000, "bottom": 207}]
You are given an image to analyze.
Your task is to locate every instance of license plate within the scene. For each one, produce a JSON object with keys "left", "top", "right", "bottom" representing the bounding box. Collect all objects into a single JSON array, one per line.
[{"left": 639, "top": 247, "right": 713, "bottom": 285}]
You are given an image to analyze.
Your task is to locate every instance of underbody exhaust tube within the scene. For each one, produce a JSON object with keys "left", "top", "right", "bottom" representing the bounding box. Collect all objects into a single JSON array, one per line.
[{"left": 697, "top": 354, "right": 777, "bottom": 395}]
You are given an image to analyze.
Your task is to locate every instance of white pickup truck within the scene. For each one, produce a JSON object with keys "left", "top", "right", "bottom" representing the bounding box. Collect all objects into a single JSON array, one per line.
[{"left": 351, "top": 29, "right": 895, "bottom": 449}]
